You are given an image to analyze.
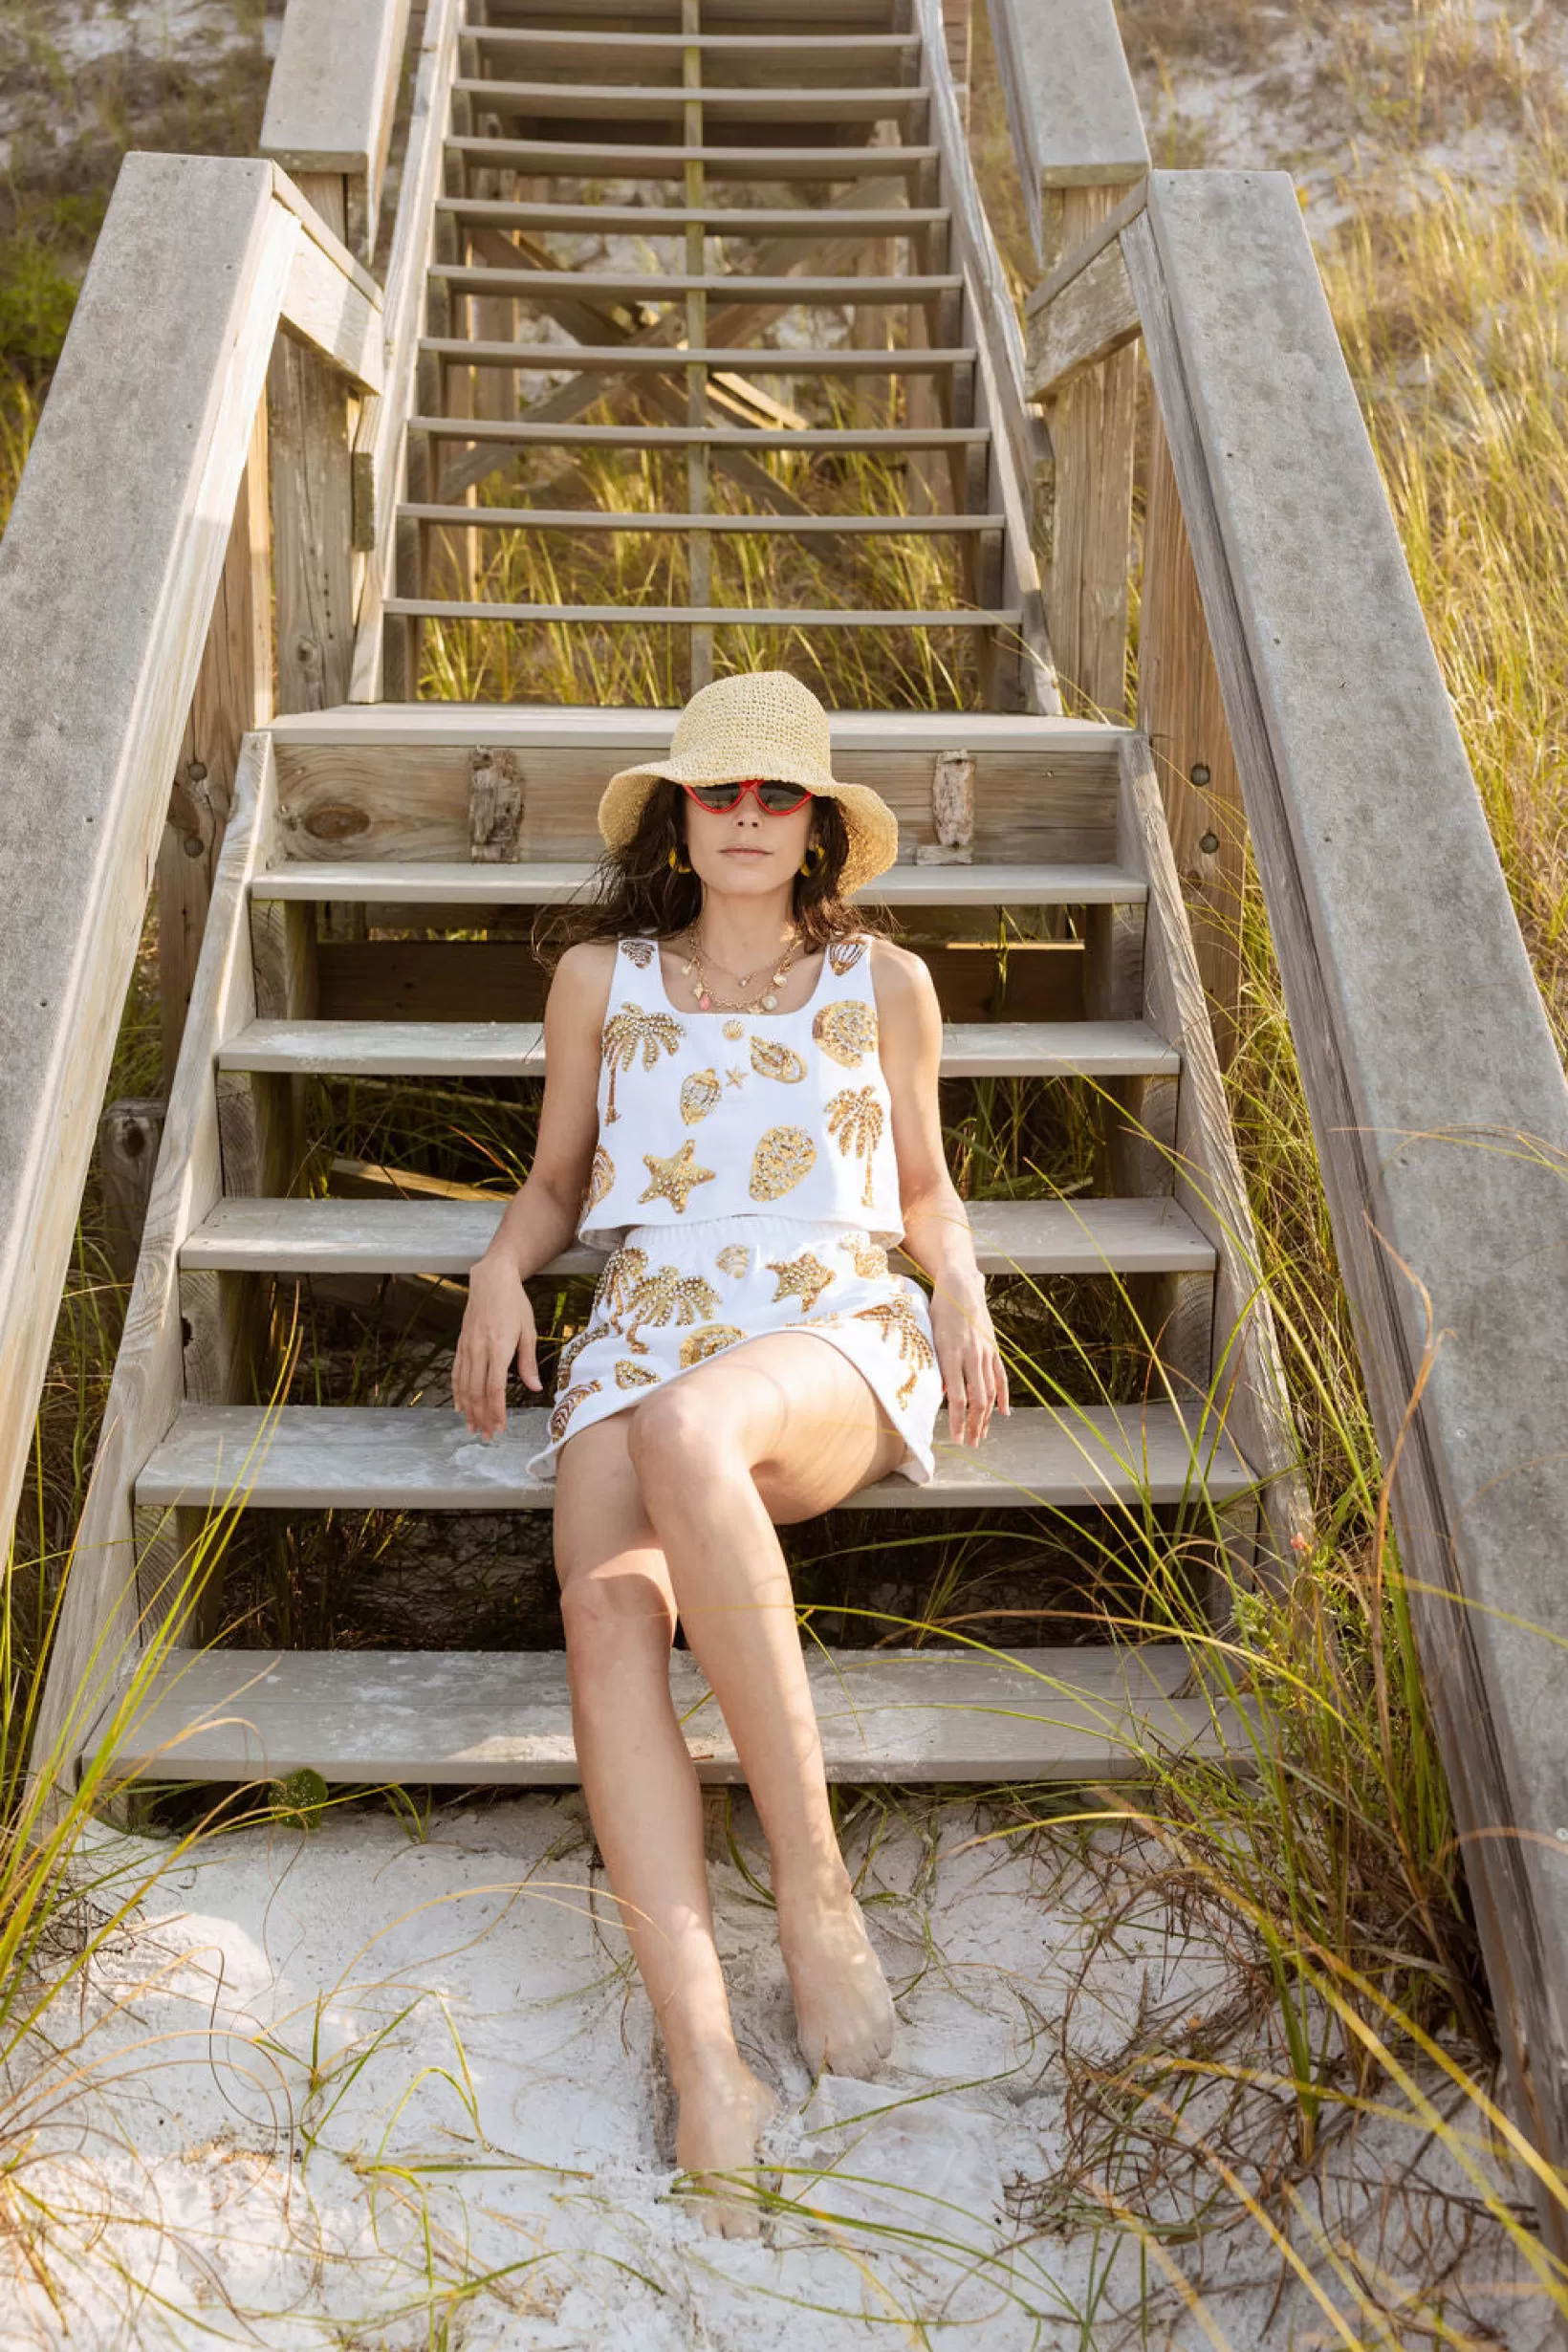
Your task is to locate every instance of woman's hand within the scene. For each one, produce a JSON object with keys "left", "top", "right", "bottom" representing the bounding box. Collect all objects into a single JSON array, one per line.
[
  {"left": 930, "top": 1273, "right": 1010, "bottom": 1448},
  {"left": 452, "top": 1252, "right": 541, "bottom": 1440}
]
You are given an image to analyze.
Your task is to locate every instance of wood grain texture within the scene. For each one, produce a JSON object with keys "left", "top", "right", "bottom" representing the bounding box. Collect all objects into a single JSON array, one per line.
[
  {"left": 260, "top": 0, "right": 413, "bottom": 262},
  {"left": 135, "top": 1399, "right": 1254, "bottom": 1514},
  {"left": 215, "top": 1014, "right": 1179, "bottom": 1079},
  {"left": 181, "top": 1191, "right": 1216, "bottom": 1278},
  {"left": 987, "top": 0, "right": 1148, "bottom": 260},
  {"left": 1128, "top": 169, "right": 1568, "bottom": 2219},
  {"left": 1025, "top": 238, "right": 1141, "bottom": 401},
  {"left": 0, "top": 159, "right": 294, "bottom": 1598},
  {"left": 256, "top": 858, "right": 1146, "bottom": 906},
  {"left": 1138, "top": 402, "right": 1246, "bottom": 1061},
  {"left": 31, "top": 738, "right": 276, "bottom": 1788},
  {"left": 81, "top": 1640, "right": 1249, "bottom": 1786},
  {"left": 268, "top": 335, "right": 357, "bottom": 712}
]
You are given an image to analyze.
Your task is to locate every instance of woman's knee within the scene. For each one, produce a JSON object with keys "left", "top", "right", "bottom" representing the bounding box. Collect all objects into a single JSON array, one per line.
[
  {"left": 626, "top": 1374, "right": 751, "bottom": 1498},
  {"left": 558, "top": 1564, "right": 674, "bottom": 1678}
]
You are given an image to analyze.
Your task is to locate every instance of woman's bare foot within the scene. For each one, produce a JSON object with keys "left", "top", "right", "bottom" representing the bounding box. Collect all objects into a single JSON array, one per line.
[
  {"left": 776, "top": 1873, "right": 896, "bottom": 2078},
  {"left": 673, "top": 2056, "right": 778, "bottom": 2238}
]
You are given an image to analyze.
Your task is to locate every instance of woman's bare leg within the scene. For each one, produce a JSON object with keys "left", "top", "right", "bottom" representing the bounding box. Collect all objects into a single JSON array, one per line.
[
  {"left": 554, "top": 1416, "right": 774, "bottom": 2236},
  {"left": 624, "top": 1334, "right": 906, "bottom": 2079}
]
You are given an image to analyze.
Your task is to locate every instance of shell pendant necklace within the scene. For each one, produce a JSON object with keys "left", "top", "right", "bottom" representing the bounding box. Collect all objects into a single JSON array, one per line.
[{"left": 680, "top": 922, "right": 802, "bottom": 1013}]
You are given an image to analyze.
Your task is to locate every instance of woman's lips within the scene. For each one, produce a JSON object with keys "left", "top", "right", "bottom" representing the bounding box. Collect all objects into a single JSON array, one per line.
[{"left": 721, "top": 845, "right": 770, "bottom": 858}]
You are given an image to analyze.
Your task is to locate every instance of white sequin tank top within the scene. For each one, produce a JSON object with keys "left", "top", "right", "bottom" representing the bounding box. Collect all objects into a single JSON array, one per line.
[{"left": 578, "top": 934, "right": 904, "bottom": 1252}]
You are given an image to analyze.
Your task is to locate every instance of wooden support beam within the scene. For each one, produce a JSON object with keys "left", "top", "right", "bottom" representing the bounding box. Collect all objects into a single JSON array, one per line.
[
  {"left": 97, "top": 1100, "right": 167, "bottom": 1290},
  {"left": 1025, "top": 237, "right": 1140, "bottom": 401},
  {"left": 269, "top": 337, "right": 357, "bottom": 713}
]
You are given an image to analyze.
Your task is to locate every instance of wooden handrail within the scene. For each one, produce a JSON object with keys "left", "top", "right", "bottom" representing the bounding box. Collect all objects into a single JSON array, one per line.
[
  {"left": 985, "top": 0, "right": 1149, "bottom": 264},
  {"left": 0, "top": 154, "right": 381, "bottom": 1591},
  {"left": 1114, "top": 167, "right": 1568, "bottom": 2245},
  {"left": 260, "top": 0, "right": 414, "bottom": 265}
]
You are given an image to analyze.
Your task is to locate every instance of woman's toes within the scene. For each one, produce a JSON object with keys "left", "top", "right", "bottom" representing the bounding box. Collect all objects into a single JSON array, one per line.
[
  {"left": 779, "top": 1888, "right": 896, "bottom": 2078},
  {"left": 674, "top": 2064, "right": 776, "bottom": 2235}
]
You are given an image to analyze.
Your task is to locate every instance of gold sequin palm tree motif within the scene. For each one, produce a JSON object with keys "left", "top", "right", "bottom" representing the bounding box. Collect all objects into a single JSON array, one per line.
[
  {"left": 595, "top": 1244, "right": 648, "bottom": 1322},
  {"left": 826, "top": 1086, "right": 884, "bottom": 1209},
  {"left": 600, "top": 1002, "right": 684, "bottom": 1123},
  {"left": 828, "top": 939, "right": 867, "bottom": 974},
  {"left": 639, "top": 1139, "right": 716, "bottom": 1214},
  {"left": 852, "top": 1295, "right": 935, "bottom": 1407},
  {"left": 749, "top": 1125, "right": 817, "bottom": 1202},
  {"left": 838, "top": 1233, "right": 889, "bottom": 1280},
  {"left": 620, "top": 1264, "right": 722, "bottom": 1350},
  {"left": 549, "top": 1380, "right": 601, "bottom": 1443},
  {"left": 679, "top": 1068, "right": 722, "bottom": 1124},
  {"left": 814, "top": 1000, "right": 879, "bottom": 1067},
  {"left": 581, "top": 1143, "right": 615, "bottom": 1215},
  {"left": 750, "top": 1035, "right": 806, "bottom": 1083},
  {"left": 765, "top": 1250, "right": 836, "bottom": 1316},
  {"left": 679, "top": 1323, "right": 746, "bottom": 1367}
]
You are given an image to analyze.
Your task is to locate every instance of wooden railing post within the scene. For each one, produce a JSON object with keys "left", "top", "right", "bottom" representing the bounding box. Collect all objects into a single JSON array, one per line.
[
  {"left": 1137, "top": 402, "right": 1246, "bottom": 1062},
  {"left": 991, "top": 0, "right": 1148, "bottom": 718},
  {"left": 259, "top": 0, "right": 413, "bottom": 267}
]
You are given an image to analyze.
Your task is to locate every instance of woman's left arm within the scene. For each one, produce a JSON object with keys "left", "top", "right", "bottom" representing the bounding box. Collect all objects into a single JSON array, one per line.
[{"left": 873, "top": 943, "right": 1009, "bottom": 1448}]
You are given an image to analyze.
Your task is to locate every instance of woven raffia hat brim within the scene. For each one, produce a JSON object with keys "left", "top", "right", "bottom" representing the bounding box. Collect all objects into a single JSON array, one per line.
[{"left": 597, "top": 669, "right": 898, "bottom": 894}]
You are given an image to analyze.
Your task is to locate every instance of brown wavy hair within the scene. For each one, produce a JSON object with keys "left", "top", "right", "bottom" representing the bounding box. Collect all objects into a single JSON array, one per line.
[{"left": 536, "top": 777, "right": 888, "bottom": 968}]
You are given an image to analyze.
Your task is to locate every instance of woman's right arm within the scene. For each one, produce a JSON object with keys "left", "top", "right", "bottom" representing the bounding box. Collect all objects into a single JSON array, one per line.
[{"left": 451, "top": 942, "right": 614, "bottom": 1439}]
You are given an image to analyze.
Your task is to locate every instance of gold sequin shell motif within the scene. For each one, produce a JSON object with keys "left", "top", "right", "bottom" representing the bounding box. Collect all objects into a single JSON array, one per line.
[
  {"left": 765, "top": 1250, "right": 836, "bottom": 1316},
  {"left": 622, "top": 939, "right": 657, "bottom": 970},
  {"left": 581, "top": 1145, "right": 615, "bottom": 1215},
  {"left": 679, "top": 1323, "right": 746, "bottom": 1368},
  {"left": 615, "top": 1361, "right": 659, "bottom": 1389},
  {"left": 715, "top": 1244, "right": 752, "bottom": 1279},
  {"left": 813, "top": 999, "right": 879, "bottom": 1068},
  {"left": 750, "top": 1035, "right": 806, "bottom": 1084},
  {"left": 828, "top": 939, "right": 867, "bottom": 974},
  {"left": 748, "top": 1124, "right": 817, "bottom": 1203},
  {"left": 722, "top": 1018, "right": 746, "bottom": 1041},
  {"left": 638, "top": 1139, "right": 716, "bottom": 1214},
  {"left": 839, "top": 1233, "right": 890, "bottom": 1280},
  {"left": 679, "top": 1068, "right": 721, "bottom": 1124},
  {"left": 549, "top": 1381, "right": 601, "bottom": 1442}
]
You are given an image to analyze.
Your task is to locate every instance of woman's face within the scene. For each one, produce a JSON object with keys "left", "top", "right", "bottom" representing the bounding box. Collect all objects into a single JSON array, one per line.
[{"left": 680, "top": 784, "right": 815, "bottom": 903}]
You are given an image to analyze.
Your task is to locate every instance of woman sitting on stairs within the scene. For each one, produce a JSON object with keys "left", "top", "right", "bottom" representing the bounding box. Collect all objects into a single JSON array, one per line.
[{"left": 451, "top": 668, "right": 1007, "bottom": 2237}]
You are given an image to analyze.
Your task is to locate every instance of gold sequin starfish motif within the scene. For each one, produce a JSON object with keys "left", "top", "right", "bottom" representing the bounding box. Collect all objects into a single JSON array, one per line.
[
  {"left": 766, "top": 1249, "right": 837, "bottom": 1316},
  {"left": 638, "top": 1139, "right": 716, "bottom": 1214}
]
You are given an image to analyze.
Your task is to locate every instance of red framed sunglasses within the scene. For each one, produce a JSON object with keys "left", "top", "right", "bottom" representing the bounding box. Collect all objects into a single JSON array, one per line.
[{"left": 681, "top": 775, "right": 812, "bottom": 815}]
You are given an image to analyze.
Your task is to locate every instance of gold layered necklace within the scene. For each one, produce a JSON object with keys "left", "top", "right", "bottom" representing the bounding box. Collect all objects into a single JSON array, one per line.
[{"left": 678, "top": 922, "right": 803, "bottom": 1013}]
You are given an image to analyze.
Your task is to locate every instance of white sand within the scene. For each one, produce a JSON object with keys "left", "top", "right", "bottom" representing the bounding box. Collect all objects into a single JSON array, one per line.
[{"left": 7, "top": 1794, "right": 1554, "bottom": 2349}]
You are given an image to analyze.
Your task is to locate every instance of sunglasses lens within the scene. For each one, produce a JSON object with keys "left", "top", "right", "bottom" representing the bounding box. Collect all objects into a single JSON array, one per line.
[
  {"left": 686, "top": 783, "right": 740, "bottom": 810},
  {"left": 756, "top": 781, "right": 809, "bottom": 812}
]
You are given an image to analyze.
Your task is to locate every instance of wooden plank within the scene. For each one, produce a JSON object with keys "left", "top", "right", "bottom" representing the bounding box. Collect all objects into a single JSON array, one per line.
[
  {"left": 159, "top": 401, "right": 273, "bottom": 1075},
  {"left": 30, "top": 738, "right": 277, "bottom": 1789},
  {"left": 450, "top": 78, "right": 930, "bottom": 120},
  {"left": 271, "top": 738, "right": 1122, "bottom": 867},
  {"left": 98, "top": 1100, "right": 168, "bottom": 1287},
  {"left": 429, "top": 267, "right": 962, "bottom": 301},
  {"left": 1025, "top": 239, "right": 1141, "bottom": 401},
  {"left": 400, "top": 504, "right": 1002, "bottom": 535},
  {"left": 384, "top": 598, "right": 1020, "bottom": 627},
  {"left": 409, "top": 419, "right": 985, "bottom": 448},
  {"left": 0, "top": 158, "right": 296, "bottom": 1600},
  {"left": 260, "top": 0, "right": 412, "bottom": 261},
  {"left": 1023, "top": 179, "right": 1149, "bottom": 320},
  {"left": 1138, "top": 403, "right": 1246, "bottom": 1061},
  {"left": 1116, "top": 732, "right": 1308, "bottom": 1549},
  {"left": 136, "top": 1399, "right": 1252, "bottom": 1514},
  {"left": 80, "top": 1639, "right": 1247, "bottom": 1787},
  {"left": 446, "top": 138, "right": 938, "bottom": 180},
  {"left": 467, "top": 29, "right": 920, "bottom": 67},
  {"left": 267, "top": 708, "right": 1127, "bottom": 750},
  {"left": 987, "top": 0, "right": 1148, "bottom": 261},
  {"left": 183, "top": 1192, "right": 1215, "bottom": 1279},
  {"left": 215, "top": 1015, "right": 1179, "bottom": 1079},
  {"left": 347, "top": 0, "right": 461, "bottom": 702},
  {"left": 435, "top": 201, "right": 947, "bottom": 235},
  {"left": 274, "top": 185, "right": 385, "bottom": 394},
  {"left": 1129, "top": 168, "right": 1568, "bottom": 2228},
  {"left": 419, "top": 339, "right": 977, "bottom": 373},
  {"left": 268, "top": 336, "right": 357, "bottom": 712},
  {"left": 255, "top": 859, "right": 1147, "bottom": 905}
]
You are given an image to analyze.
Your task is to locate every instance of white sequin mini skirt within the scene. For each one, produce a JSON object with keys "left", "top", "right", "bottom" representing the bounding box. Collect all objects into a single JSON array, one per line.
[{"left": 525, "top": 1212, "right": 943, "bottom": 1486}]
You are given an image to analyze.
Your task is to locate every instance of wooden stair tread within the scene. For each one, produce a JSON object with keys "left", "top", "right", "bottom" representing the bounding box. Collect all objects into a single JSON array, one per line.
[
  {"left": 136, "top": 1402, "right": 1252, "bottom": 1514},
  {"left": 253, "top": 860, "right": 1147, "bottom": 906},
  {"left": 427, "top": 269, "right": 964, "bottom": 300},
  {"left": 382, "top": 599, "right": 1022, "bottom": 628},
  {"left": 80, "top": 1642, "right": 1247, "bottom": 1787},
  {"left": 399, "top": 505, "right": 1004, "bottom": 534},
  {"left": 468, "top": 31, "right": 923, "bottom": 59},
  {"left": 452, "top": 79, "right": 931, "bottom": 116},
  {"left": 408, "top": 419, "right": 988, "bottom": 447},
  {"left": 418, "top": 340, "right": 978, "bottom": 370},
  {"left": 445, "top": 142, "right": 941, "bottom": 179},
  {"left": 215, "top": 1017, "right": 1180, "bottom": 1078},
  {"left": 181, "top": 1195, "right": 1217, "bottom": 1279},
  {"left": 432, "top": 204, "right": 950, "bottom": 236},
  {"left": 265, "top": 708, "right": 1128, "bottom": 750}
]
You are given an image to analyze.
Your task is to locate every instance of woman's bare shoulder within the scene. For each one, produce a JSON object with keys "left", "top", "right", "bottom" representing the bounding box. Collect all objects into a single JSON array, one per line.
[
  {"left": 867, "top": 937, "right": 939, "bottom": 1006},
  {"left": 547, "top": 940, "right": 620, "bottom": 1023}
]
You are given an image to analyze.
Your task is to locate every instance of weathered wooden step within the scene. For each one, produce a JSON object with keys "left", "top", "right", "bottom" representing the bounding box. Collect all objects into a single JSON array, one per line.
[
  {"left": 428, "top": 268, "right": 963, "bottom": 304},
  {"left": 215, "top": 1018, "right": 1179, "bottom": 1079},
  {"left": 453, "top": 80, "right": 931, "bottom": 121},
  {"left": 135, "top": 1402, "right": 1252, "bottom": 1514},
  {"left": 180, "top": 1196, "right": 1215, "bottom": 1281},
  {"left": 466, "top": 30, "right": 922, "bottom": 70},
  {"left": 253, "top": 860, "right": 1147, "bottom": 907},
  {"left": 433, "top": 202, "right": 948, "bottom": 238},
  {"left": 446, "top": 141, "right": 940, "bottom": 183},
  {"left": 408, "top": 418, "right": 986, "bottom": 450},
  {"left": 384, "top": 599, "right": 1021, "bottom": 631},
  {"left": 401, "top": 505, "right": 1003, "bottom": 536},
  {"left": 418, "top": 339, "right": 977, "bottom": 375},
  {"left": 80, "top": 1642, "right": 1246, "bottom": 1787}
]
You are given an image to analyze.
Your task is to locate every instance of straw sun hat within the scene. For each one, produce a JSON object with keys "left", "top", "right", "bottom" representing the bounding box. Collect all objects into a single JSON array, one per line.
[{"left": 597, "top": 671, "right": 898, "bottom": 894}]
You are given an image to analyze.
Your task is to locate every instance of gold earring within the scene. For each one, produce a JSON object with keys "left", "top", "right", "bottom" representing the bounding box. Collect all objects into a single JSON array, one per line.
[
  {"left": 668, "top": 844, "right": 691, "bottom": 874},
  {"left": 798, "top": 841, "right": 825, "bottom": 877}
]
